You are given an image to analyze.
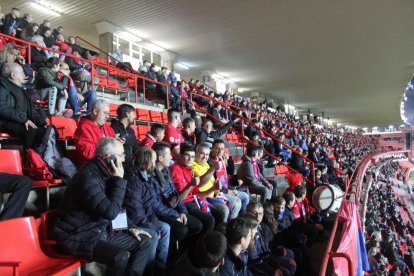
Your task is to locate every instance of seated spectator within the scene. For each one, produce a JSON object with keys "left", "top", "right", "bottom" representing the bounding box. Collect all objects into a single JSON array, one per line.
[
  {"left": 191, "top": 143, "right": 229, "bottom": 224},
  {"left": 52, "top": 26, "right": 64, "bottom": 39},
  {"left": 274, "top": 133, "right": 292, "bottom": 163},
  {"left": 0, "top": 173, "right": 31, "bottom": 220},
  {"left": 181, "top": 116, "right": 197, "bottom": 146},
  {"left": 19, "top": 22, "right": 38, "bottom": 42},
  {"left": 145, "top": 64, "right": 157, "bottom": 90},
  {"left": 0, "top": 62, "right": 47, "bottom": 149},
  {"left": 52, "top": 137, "right": 152, "bottom": 276},
  {"left": 237, "top": 145, "right": 274, "bottom": 202},
  {"left": 30, "top": 35, "right": 52, "bottom": 69},
  {"left": 210, "top": 139, "right": 250, "bottom": 214},
  {"left": 110, "top": 104, "right": 139, "bottom": 164},
  {"left": 35, "top": 57, "right": 69, "bottom": 116},
  {"left": 220, "top": 216, "right": 259, "bottom": 276},
  {"left": 0, "top": 44, "right": 33, "bottom": 87},
  {"left": 170, "top": 144, "right": 216, "bottom": 234},
  {"left": 124, "top": 147, "right": 170, "bottom": 272},
  {"left": 207, "top": 102, "right": 227, "bottom": 129},
  {"left": 246, "top": 201, "right": 295, "bottom": 276},
  {"left": 163, "top": 108, "right": 184, "bottom": 145},
  {"left": 74, "top": 99, "right": 115, "bottom": 166},
  {"left": 289, "top": 147, "right": 310, "bottom": 178},
  {"left": 1, "top": 7, "right": 20, "bottom": 36},
  {"left": 140, "top": 123, "right": 165, "bottom": 149},
  {"left": 152, "top": 142, "right": 203, "bottom": 242},
  {"left": 139, "top": 60, "right": 151, "bottom": 74},
  {"left": 156, "top": 66, "right": 168, "bottom": 98},
  {"left": 172, "top": 231, "right": 227, "bottom": 276}
]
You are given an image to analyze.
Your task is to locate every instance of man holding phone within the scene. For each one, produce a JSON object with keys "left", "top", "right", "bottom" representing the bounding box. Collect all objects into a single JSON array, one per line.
[{"left": 52, "top": 137, "right": 152, "bottom": 276}]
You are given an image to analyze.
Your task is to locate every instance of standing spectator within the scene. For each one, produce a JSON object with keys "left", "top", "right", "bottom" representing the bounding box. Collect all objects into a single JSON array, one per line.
[
  {"left": 1, "top": 7, "right": 20, "bottom": 36},
  {"left": 40, "top": 27, "right": 54, "bottom": 48},
  {"left": 169, "top": 81, "right": 181, "bottom": 110},
  {"left": 110, "top": 104, "right": 139, "bottom": 165},
  {"left": 156, "top": 66, "right": 168, "bottom": 98},
  {"left": 17, "top": 13, "right": 32, "bottom": 36},
  {"left": 38, "top": 20, "right": 51, "bottom": 36},
  {"left": 52, "top": 26, "right": 64, "bottom": 39},
  {"left": 74, "top": 99, "right": 115, "bottom": 166},
  {"left": 19, "top": 22, "right": 38, "bottom": 42},
  {"left": 163, "top": 108, "right": 184, "bottom": 145},
  {"left": 0, "top": 62, "right": 47, "bottom": 149},
  {"left": 52, "top": 137, "right": 152, "bottom": 276}
]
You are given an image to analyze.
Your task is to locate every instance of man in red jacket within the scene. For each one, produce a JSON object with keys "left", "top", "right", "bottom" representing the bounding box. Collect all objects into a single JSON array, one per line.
[
  {"left": 74, "top": 99, "right": 115, "bottom": 166},
  {"left": 163, "top": 108, "right": 184, "bottom": 145}
]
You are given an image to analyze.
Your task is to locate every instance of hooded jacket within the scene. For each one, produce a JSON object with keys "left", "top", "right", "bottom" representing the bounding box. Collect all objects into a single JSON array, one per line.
[{"left": 237, "top": 155, "right": 270, "bottom": 187}]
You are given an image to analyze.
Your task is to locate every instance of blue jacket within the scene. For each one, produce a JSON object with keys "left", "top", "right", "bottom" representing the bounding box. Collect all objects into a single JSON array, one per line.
[
  {"left": 124, "top": 166, "right": 159, "bottom": 231},
  {"left": 220, "top": 247, "right": 251, "bottom": 276},
  {"left": 153, "top": 168, "right": 187, "bottom": 216}
]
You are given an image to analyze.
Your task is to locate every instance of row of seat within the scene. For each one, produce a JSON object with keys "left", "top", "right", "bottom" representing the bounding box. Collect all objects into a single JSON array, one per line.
[{"left": 0, "top": 215, "right": 81, "bottom": 276}]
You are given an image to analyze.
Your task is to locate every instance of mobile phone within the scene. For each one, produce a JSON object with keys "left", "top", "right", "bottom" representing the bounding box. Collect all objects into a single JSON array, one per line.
[{"left": 106, "top": 155, "right": 117, "bottom": 172}]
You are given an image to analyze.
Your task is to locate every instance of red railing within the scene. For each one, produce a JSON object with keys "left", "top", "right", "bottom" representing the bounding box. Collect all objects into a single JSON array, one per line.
[
  {"left": 0, "top": 32, "right": 170, "bottom": 108},
  {"left": 185, "top": 91, "right": 316, "bottom": 185},
  {"left": 319, "top": 150, "right": 410, "bottom": 275},
  {"left": 185, "top": 89, "right": 316, "bottom": 184}
]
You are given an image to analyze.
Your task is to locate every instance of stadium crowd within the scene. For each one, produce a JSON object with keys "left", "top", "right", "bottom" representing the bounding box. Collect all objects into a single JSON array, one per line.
[{"left": 0, "top": 6, "right": 381, "bottom": 276}]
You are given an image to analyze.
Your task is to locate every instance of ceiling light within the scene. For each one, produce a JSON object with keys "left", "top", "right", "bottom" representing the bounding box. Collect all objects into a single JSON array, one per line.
[
  {"left": 239, "top": 88, "right": 244, "bottom": 92},
  {"left": 31, "top": 1, "right": 62, "bottom": 17},
  {"left": 175, "top": 63, "right": 189, "bottom": 70}
]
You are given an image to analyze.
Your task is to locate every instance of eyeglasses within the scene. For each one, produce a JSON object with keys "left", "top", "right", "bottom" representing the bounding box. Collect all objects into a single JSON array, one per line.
[{"left": 183, "top": 153, "right": 195, "bottom": 159}]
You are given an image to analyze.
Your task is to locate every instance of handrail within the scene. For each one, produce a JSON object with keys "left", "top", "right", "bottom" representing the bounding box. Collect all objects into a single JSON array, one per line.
[
  {"left": 0, "top": 32, "right": 170, "bottom": 108},
  {"left": 187, "top": 89, "right": 316, "bottom": 184},
  {"left": 186, "top": 98, "right": 316, "bottom": 185}
]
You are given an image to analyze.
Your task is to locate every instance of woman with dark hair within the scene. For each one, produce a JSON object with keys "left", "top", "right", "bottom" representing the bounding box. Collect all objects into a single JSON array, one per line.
[
  {"left": 124, "top": 147, "right": 171, "bottom": 273},
  {"left": 20, "top": 22, "right": 38, "bottom": 42}
]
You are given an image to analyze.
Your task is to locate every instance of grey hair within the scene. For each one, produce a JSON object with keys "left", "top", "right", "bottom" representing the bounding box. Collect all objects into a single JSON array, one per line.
[
  {"left": 196, "top": 142, "right": 211, "bottom": 152},
  {"left": 95, "top": 137, "right": 117, "bottom": 157},
  {"left": 2, "top": 62, "right": 21, "bottom": 78},
  {"left": 92, "top": 98, "right": 109, "bottom": 111}
]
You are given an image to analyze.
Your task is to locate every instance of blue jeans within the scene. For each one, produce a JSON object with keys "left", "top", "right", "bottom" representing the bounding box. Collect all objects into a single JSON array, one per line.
[
  {"left": 138, "top": 221, "right": 170, "bottom": 267},
  {"left": 67, "top": 85, "right": 97, "bottom": 114},
  {"left": 237, "top": 191, "right": 250, "bottom": 213}
]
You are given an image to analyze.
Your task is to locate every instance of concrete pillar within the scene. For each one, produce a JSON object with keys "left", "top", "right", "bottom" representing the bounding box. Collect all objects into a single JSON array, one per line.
[
  {"left": 160, "top": 51, "right": 176, "bottom": 70},
  {"left": 94, "top": 20, "right": 120, "bottom": 59}
]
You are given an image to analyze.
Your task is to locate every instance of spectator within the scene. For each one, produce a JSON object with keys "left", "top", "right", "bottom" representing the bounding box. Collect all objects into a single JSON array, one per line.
[
  {"left": 170, "top": 144, "right": 216, "bottom": 234},
  {"left": 17, "top": 13, "right": 32, "bottom": 35},
  {"left": 0, "top": 62, "right": 47, "bottom": 149},
  {"left": 220, "top": 216, "right": 259, "bottom": 276},
  {"left": 140, "top": 123, "right": 165, "bottom": 149},
  {"left": 145, "top": 64, "right": 157, "bottom": 90},
  {"left": 191, "top": 143, "right": 229, "bottom": 224},
  {"left": 38, "top": 20, "right": 51, "bottom": 36},
  {"left": 40, "top": 27, "right": 54, "bottom": 48},
  {"left": 163, "top": 108, "right": 184, "bottom": 145},
  {"left": 172, "top": 231, "right": 226, "bottom": 275},
  {"left": 53, "top": 33, "right": 72, "bottom": 61},
  {"left": 1, "top": 7, "right": 20, "bottom": 36},
  {"left": 169, "top": 81, "right": 181, "bottom": 110},
  {"left": 195, "top": 117, "right": 236, "bottom": 148},
  {"left": 156, "top": 66, "right": 168, "bottom": 98},
  {"left": 74, "top": 99, "right": 115, "bottom": 166},
  {"left": 237, "top": 145, "right": 274, "bottom": 202},
  {"left": 289, "top": 147, "right": 310, "bottom": 178},
  {"left": 52, "top": 137, "right": 152, "bottom": 276},
  {"left": 124, "top": 147, "right": 170, "bottom": 272},
  {"left": 52, "top": 26, "right": 64, "bottom": 39},
  {"left": 0, "top": 173, "right": 31, "bottom": 220},
  {"left": 152, "top": 142, "right": 203, "bottom": 241},
  {"left": 181, "top": 116, "right": 197, "bottom": 146},
  {"left": 210, "top": 139, "right": 250, "bottom": 214},
  {"left": 19, "top": 22, "right": 38, "bottom": 42},
  {"left": 30, "top": 35, "right": 51, "bottom": 69},
  {"left": 167, "top": 70, "right": 177, "bottom": 84},
  {"left": 110, "top": 104, "right": 139, "bottom": 164},
  {"left": 35, "top": 57, "right": 69, "bottom": 116}
]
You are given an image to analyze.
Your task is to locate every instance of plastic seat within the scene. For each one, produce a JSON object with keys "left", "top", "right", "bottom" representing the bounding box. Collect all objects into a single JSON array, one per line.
[
  {"left": 0, "top": 149, "right": 61, "bottom": 210},
  {"left": 49, "top": 117, "right": 77, "bottom": 140},
  {"left": 149, "top": 111, "right": 163, "bottom": 123},
  {"left": 137, "top": 125, "right": 151, "bottom": 141},
  {"left": 0, "top": 216, "right": 81, "bottom": 276},
  {"left": 129, "top": 125, "right": 139, "bottom": 140},
  {"left": 136, "top": 109, "right": 150, "bottom": 121},
  {"left": 161, "top": 112, "right": 168, "bottom": 124},
  {"left": 109, "top": 103, "right": 119, "bottom": 117}
]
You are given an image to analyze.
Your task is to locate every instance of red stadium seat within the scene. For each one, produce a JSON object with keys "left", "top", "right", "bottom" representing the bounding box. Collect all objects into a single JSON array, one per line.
[
  {"left": 0, "top": 216, "right": 81, "bottom": 276},
  {"left": 150, "top": 111, "right": 163, "bottom": 123},
  {"left": 49, "top": 117, "right": 77, "bottom": 140},
  {"left": 137, "top": 125, "right": 151, "bottom": 141},
  {"left": 109, "top": 103, "right": 119, "bottom": 117},
  {"left": 136, "top": 109, "right": 150, "bottom": 121},
  {"left": 0, "top": 149, "right": 61, "bottom": 210},
  {"left": 161, "top": 112, "right": 168, "bottom": 124}
]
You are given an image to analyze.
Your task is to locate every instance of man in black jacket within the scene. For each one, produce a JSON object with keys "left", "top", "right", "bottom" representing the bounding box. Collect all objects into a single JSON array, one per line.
[
  {"left": 0, "top": 63, "right": 47, "bottom": 149},
  {"left": 110, "top": 104, "right": 139, "bottom": 165},
  {"left": 52, "top": 137, "right": 152, "bottom": 276}
]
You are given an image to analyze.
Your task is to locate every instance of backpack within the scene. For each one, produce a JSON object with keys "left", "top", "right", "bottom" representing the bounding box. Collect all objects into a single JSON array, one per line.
[
  {"left": 35, "top": 125, "right": 77, "bottom": 183},
  {"left": 25, "top": 149, "right": 53, "bottom": 180}
]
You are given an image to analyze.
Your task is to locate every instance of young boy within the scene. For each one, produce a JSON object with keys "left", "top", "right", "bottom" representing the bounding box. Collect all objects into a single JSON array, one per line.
[{"left": 140, "top": 123, "right": 165, "bottom": 148}]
